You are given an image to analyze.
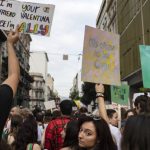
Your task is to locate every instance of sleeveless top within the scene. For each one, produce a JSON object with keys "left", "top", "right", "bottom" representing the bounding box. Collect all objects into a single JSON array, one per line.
[{"left": 27, "top": 143, "right": 34, "bottom": 150}]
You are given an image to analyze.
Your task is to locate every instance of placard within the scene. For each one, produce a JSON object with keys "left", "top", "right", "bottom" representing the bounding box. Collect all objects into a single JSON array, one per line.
[
  {"left": 139, "top": 45, "right": 150, "bottom": 88},
  {"left": 81, "top": 26, "right": 120, "bottom": 85},
  {"left": 111, "top": 84, "right": 129, "bottom": 105},
  {"left": 0, "top": 0, "right": 55, "bottom": 36},
  {"left": 44, "top": 100, "right": 56, "bottom": 110}
]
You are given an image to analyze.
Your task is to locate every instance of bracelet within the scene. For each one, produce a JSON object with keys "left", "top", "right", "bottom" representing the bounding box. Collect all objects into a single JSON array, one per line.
[
  {"left": 96, "top": 92, "right": 104, "bottom": 94},
  {"left": 96, "top": 93, "right": 104, "bottom": 98}
]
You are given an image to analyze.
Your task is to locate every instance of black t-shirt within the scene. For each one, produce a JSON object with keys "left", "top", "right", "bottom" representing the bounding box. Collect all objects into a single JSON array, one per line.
[{"left": 0, "top": 84, "right": 13, "bottom": 139}]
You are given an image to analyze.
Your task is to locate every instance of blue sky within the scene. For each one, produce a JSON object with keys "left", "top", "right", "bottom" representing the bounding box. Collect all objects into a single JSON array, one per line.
[{"left": 20, "top": 0, "right": 102, "bottom": 97}]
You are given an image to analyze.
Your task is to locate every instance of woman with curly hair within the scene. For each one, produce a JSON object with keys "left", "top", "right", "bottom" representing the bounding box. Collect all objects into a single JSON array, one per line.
[{"left": 14, "top": 115, "right": 41, "bottom": 150}]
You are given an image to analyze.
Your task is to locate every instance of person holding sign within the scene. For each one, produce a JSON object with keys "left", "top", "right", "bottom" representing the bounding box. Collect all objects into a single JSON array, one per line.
[
  {"left": 0, "top": 27, "right": 20, "bottom": 147},
  {"left": 77, "top": 84, "right": 117, "bottom": 150},
  {"left": 95, "top": 84, "right": 121, "bottom": 150}
]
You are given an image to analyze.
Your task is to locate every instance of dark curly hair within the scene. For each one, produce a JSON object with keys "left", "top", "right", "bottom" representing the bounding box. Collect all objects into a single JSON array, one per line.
[{"left": 14, "top": 115, "right": 38, "bottom": 150}]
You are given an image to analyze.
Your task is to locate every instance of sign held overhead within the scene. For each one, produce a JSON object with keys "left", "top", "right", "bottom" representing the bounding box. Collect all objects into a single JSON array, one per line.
[
  {"left": 81, "top": 26, "right": 121, "bottom": 85},
  {"left": 0, "top": 0, "right": 55, "bottom": 36}
]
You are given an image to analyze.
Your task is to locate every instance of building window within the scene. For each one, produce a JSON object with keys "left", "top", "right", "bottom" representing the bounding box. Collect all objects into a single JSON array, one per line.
[
  {"left": 36, "top": 81, "right": 38, "bottom": 87},
  {"left": 40, "top": 81, "right": 42, "bottom": 87},
  {"left": 35, "top": 91, "right": 38, "bottom": 98}
]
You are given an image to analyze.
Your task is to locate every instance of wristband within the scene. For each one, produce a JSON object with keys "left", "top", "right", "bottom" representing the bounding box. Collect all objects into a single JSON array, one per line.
[
  {"left": 96, "top": 93, "right": 104, "bottom": 98},
  {"left": 96, "top": 92, "right": 104, "bottom": 94}
]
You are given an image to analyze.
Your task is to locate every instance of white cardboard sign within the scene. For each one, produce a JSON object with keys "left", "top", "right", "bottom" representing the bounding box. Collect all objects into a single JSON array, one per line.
[
  {"left": 44, "top": 100, "right": 56, "bottom": 110},
  {"left": 0, "top": 0, "right": 55, "bottom": 36}
]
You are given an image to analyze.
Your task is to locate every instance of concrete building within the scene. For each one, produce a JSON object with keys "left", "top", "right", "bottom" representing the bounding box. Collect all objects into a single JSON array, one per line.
[
  {"left": 0, "top": 30, "right": 33, "bottom": 107},
  {"left": 70, "top": 70, "right": 83, "bottom": 98},
  {"left": 77, "top": 70, "right": 83, "bottom": 97},
  {"left": 97, "top": 0, "right": 117, "bottom": 33},
  {"left": 47, "top": 73, "right": 55, "bottom": 100},
  {"left": 29, "top": 73, "right": 45, "bottom": 109},
  {"left": 117, "top": 0, "right": 150, "bottom": 98},
  {"left": 97, "top": 0, "right": 150, "bottom": 101},
  {"left": 47, "top": 74, "right": 54, "bottom": 92},
  {"left": 29, "top": 51, "right": 49, "bottom": 101}
]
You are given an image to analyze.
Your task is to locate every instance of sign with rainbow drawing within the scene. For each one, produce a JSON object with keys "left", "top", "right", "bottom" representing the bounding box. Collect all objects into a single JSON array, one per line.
[
  {"left": 0, "top": 0, "right": 55, "bottom": 36},
  {"left": 81, "top": 26, "right": 121, "bottom": 85}
]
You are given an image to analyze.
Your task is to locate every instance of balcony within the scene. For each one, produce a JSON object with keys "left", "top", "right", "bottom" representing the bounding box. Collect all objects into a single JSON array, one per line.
[{"left": 31, "top": 85, "right": 44, "bottom": 91}]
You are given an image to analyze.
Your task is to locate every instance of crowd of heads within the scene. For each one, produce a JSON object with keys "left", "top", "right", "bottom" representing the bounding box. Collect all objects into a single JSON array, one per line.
[{"left": 1, "top": 92, "right": 150, "bottom": 150}]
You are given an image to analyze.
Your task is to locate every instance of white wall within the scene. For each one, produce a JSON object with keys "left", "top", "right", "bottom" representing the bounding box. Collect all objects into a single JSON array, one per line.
[
  {"left": 29, "top": 51, "right": 49, "bottom": 101},
  {"left": 30, "top": 52, "right": 48, "bottom": 80}
]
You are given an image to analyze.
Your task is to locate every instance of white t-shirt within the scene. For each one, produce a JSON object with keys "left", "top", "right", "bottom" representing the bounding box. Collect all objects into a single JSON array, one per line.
[
  {"left": 37, "top": 125, "right": 44, "bottom": 142},
  {"left": 109, "top": 124, "right": 121, "bottom": 150}
]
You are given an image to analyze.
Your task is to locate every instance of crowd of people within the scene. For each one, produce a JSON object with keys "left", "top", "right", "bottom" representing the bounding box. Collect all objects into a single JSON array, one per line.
[{"left": 0, "top": 27, "right": 150, "bottom": 150}]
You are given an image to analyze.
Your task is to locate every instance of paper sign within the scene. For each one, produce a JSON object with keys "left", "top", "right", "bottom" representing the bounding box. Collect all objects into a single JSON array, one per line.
[
  {"left": 0, "top": 0, "right": 55, "bottom": 36},
  {"left": 139, "top": 45, "right": 150, "bottom": 88},
  {"left": 44, "top": 100, "right": 56, "bottom": 110},
  {"left": 111, "top": 84, "right": 129, "bottom": 105},
  {"left": 81, "top": 26, "right": 120, "bottom": 85}
]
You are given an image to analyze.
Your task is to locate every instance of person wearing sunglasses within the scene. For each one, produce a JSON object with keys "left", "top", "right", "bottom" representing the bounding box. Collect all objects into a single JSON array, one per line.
[{"left": 78, "top": 84, "right": 117, "bottom": 150}]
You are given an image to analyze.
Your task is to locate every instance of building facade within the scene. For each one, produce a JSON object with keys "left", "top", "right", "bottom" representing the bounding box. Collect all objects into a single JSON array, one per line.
[
  {"left": 70, "top": 70, "right": 83, "bottom": 98},
  {"left": 97, "top": 0, "right": 117, "bottom": 33},
  {"left": 0, "top": 30, "right": 33, "bottom": 107},
  {"left": 47, "top": 73, "right": 55, "bottom": 100},
  {"left": 117, "top": 0, "right": 150, "bottom": 97},
  {"left": 29, "top": 73, "right": 45, "bottom": 109},
  {"left": 29, "top": 51, "right": 49, "bottom": 101},
  {"left": 97, "top": 0, "right": 150, "bottom": 101}
]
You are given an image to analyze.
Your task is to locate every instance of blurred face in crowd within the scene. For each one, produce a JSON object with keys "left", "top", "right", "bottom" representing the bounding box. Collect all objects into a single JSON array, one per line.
[
  {"left": 10, "top": 107, "right": 20, "bottom": 116},
  {"left": 78, "top": 121, "right": 97, "bottom": 149},
  {"left": 135, "top": 104, "right": 141, "bottom": 114},
  {"left": 61, "top": 124, "right": 67, "bottom": 140},
  {"left": 109, "top": 112, "right": 118, "bottom": 127},
  {"left": 127, "top": 111, "right": 134, "bottom": 119}
]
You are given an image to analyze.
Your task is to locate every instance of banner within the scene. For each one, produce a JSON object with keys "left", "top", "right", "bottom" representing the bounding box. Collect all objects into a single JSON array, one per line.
[
  {"left": 111, "top": 84, "right": 129, "bottom": 105},
  {"left": 139, "top": 45, "right": 150, "bottom": 88},
  {"left": 0, "top": 0, "right": 55, "bottom": 36},
  {"left": 81, "top": 26, "right": 120, "bottom": 85}
]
